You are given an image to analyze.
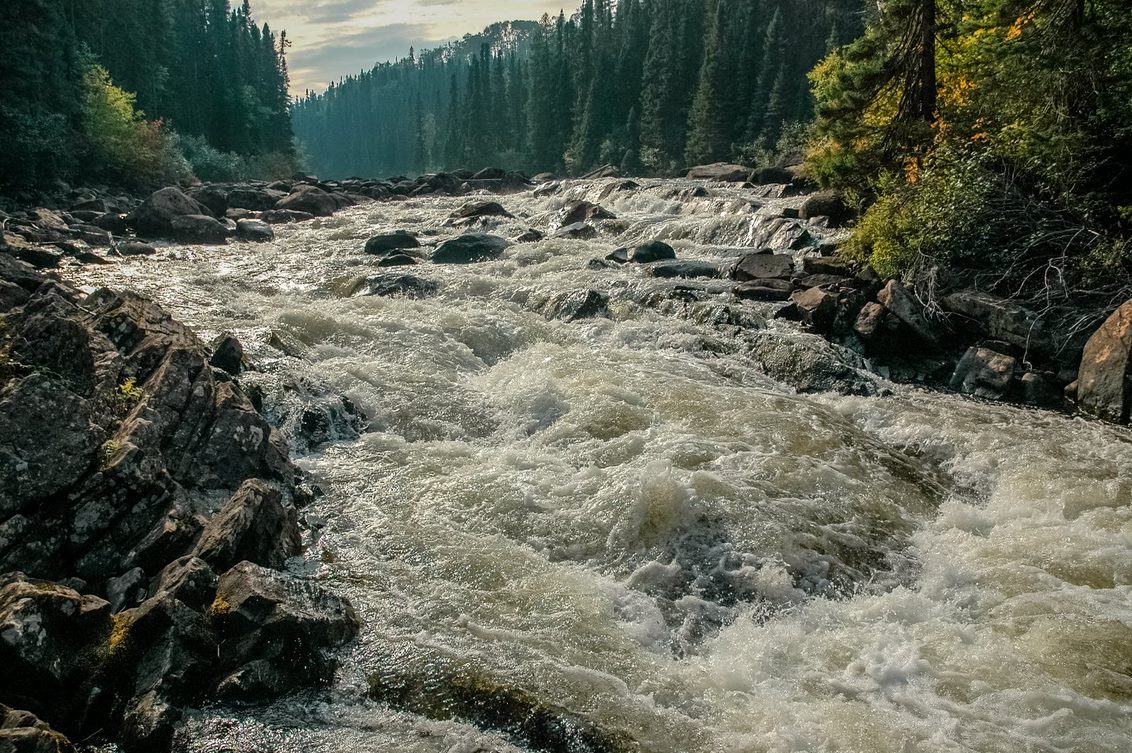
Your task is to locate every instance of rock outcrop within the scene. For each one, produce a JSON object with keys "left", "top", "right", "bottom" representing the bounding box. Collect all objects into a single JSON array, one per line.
[{"left": 1076, "top": 300, "right": 1132, "bottom": 423}]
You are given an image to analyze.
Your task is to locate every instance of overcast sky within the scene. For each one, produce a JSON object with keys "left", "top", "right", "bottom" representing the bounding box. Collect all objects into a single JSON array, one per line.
[{"left": 252, "top": 0, "right": 571, "bottom": 95}]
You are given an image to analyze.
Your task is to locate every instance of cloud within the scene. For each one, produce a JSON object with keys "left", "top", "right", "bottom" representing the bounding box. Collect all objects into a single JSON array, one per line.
[
  {"left": 287, "top": 22, "right": 445, "bottom": 92},
  {"left": 292, "top": 0, "right": 382, "bottom": 24}
]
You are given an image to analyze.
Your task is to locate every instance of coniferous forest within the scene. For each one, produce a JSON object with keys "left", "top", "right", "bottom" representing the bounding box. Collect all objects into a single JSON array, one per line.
[
  {"left": 0, "top": 0, "right": 294, "bottom": 190},
  {"left": 291, "top": 0, "right": 865, "bottom": 178}
]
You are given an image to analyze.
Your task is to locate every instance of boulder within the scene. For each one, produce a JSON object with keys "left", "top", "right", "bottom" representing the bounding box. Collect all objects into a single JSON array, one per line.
[
  {"left": 853, "top": 302, "right": 897, "bottom": 342},
  {"left": 876, "top": 279, "right": 944, "bottom": 348},
  {"left": 227, "top": 187, "right": 286, "bottom": 211},
  {"left": 940, "top": 289, "right": 1051, "bottom": 355},
  {"left": 169, "top": 214, "right": 232, "bottom": 244},
  {"left": 799, "top": 190, "right": 851, "bottom": 226},
  {"left": 275, "top": 185, "right": 337, "bottom": 217},
  {"left": 802, "top": 256, "right": 856, "bottom": 277},
  {"left": 791, "top": 287, "right": 838, "bottom": 333},
  {"left": 361, "top": 274, "right": 440, "bottom": 298},
  {"left": 376, "top": 253, "right": 418, "bottom": 267},
  {"left": 471, "top": 167, "right": 508, "bottom": 180},
  {"left": 548, "top": 290, "right": 609, "bottom": 322},
  {"left": 260, "top": 209, "right": 314, "bottom": 224},
  {"left": 210, "top": 562, "right": 360, "bottom": 701},
  {"left": 127, "top": 188, "right": 212, "bottom": 237},
  {"left": 106, "top": 567, "right": 148, "bottom": 613},
  {"left": 364, "top": 231, "right": 419, "bottom": 256},
  {"left": 747, "top": 331, "right": 877, "bottom": 395},
  {"left": 0, "top": 705, "right": 75, "bottom": 753},
  {"left": 558, "top": 200, "right": 615, "bottom": 227},
  {"left": 649, "top": 261, "right": 720, "bottom": 279},
  {"left": 1, "top": 232, "right": 62, "bottom": 268},
  {"left": 735, "top": 279, "right": 793, "bottom": 301},
  {"left": 686, "top": 163, "right": 753, "bottom": 182},
  {"left": 192, "top": 479, "right": 300, "bottom": 572},
  {"left": 732, "top": 252, "right": 792, "bottom": 281},
  {"left": 432, "top": 234, "right": 509, "bottom": 264},
  {"left": 949, "top": 346, "right": 1018, "bottom": 400},
  {"left": 209, "top": 333, "right": 245, "bottom": 375},
  {"left": 91, "top": 213, "right": 128, "bottom": 234},
  {"left": 516, "top": 228, "right": 545, "bottom": 243},
  {"left": 451, "top": 201, "right": 513, "bottom": 222},
  {"left": 1076, "top": 300, "right": 1132, "bottom": 423},
  {"left": 149, "top": 556, "right": 217, "bottom": 612},
  {"left": 552, "top": 222, "right": 597, "bottom": 239},
  {"left": 607, "top": 240, "right": 676, "bottom": 264},
  {"left": 116, "top": 241, "right": 157, "bottom": 256},
  {"left": 236, "top": 219, "right": 274, "bottom": 242},
  {"left": 240, "top": 372, "right": 368, "bottom": 456},
  {"left": 752, "top": 166, "right": 794, "bottom": 185}
]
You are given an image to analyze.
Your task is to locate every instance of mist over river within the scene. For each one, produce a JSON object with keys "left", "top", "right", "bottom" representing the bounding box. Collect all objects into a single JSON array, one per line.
[{"left": 68, "top": 178, "right": 1132, "bottom": 753}]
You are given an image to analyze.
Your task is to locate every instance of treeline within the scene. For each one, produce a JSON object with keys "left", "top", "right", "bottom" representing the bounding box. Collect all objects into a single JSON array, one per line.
[
  {"left": 292, "top": 0, "right": 864, "bottom": 178},
  {"left": 0, "top": 0, "right": 294, "bottom": 191},
  {"left": 808, "top": 0, "right": 1132, "bottom": 291}
]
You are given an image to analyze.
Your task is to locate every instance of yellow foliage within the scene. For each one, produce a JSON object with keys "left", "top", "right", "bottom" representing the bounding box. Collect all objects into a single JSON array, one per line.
[
  {"left": 210, "top": 596, "right": 233, "bottom": 614},
  {"left": 108, "top": 613, "right": 133, "bottom": 655}
]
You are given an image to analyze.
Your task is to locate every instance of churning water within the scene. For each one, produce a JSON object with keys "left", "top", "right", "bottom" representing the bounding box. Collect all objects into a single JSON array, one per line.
[{"left": 69, "top": 179, "right": 1132, "bottom": 753}]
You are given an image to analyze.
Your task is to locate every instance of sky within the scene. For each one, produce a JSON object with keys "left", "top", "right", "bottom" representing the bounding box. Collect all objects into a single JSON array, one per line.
[{"left": 252, "top": 0, "right": 572, "bottom": 96}]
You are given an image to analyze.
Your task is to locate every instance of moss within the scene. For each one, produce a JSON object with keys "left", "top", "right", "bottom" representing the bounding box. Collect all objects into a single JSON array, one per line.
[
  {"left": 107, "top": 612, "right": 133, "bottom": 656},
  {"left": 97, "top": 439, "right": 123, "bottom": 470},
  {"left": 209, "top": 595, "right": 233, "bottom": 615}
]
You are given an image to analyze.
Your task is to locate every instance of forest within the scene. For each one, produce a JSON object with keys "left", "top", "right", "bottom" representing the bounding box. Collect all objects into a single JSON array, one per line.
[
  {"left": 291, "top": 0, "right": 864, "bottom": 178},
  {"left": 0, "top": 0, "right": 294, "bottom": 190}
]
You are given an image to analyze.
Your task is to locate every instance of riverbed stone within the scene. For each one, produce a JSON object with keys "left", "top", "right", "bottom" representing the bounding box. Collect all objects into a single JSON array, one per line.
[
  {"left": 1077, "top": 299, "right": 1132, "bottom": 423},
  {"left": 432, "top": 233, "right": 510, "bottom": 263},
  {"left": 127, "top": 188, "right": 212, "bottom": 237},
  {"left": 364, "top": 231, "right": 419, "bottom": 255},
  {"left": 686, "top": 163, "right": 753, "bottom": 182},
  {"left": 236, "top": 219, "right": 274, "bottom": 242},
  {"left": 733, "top": 252, "right": 792, "bottom": 281},
  {"left": 876, "top": 279, "right": 944, "bottom": 348},
  {"left": 169, "top": 215, "right": 232, "bottom": 244},
  {"left": 949, "top": 346, "right": 1018, "bottom": 400},
  {"left": 548, "top": 290, "right": 609, "bottom": 321},
  {"left": 275, "top": 185, "right": 337, "bottom": 217}
]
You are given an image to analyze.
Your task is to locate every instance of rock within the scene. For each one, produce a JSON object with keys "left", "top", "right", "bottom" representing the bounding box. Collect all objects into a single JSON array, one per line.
[
  {"left": 552, "top": 222, "right": 597, "bottom": 239},
  {"left": 364, "top": 231, "right": 419, "bottom": 256},
  {"left": 558, "top": 200, "right": 615, "bottom": 227},
  {"left": 126, "top": 187, "right": 211, "bottom": 237},
  {"left": 115, "top": 241, "right": 156, "bottom": 256},
  {"left": 949, "top": 347, "right": 1018, "bottom": 400},
  {"left": 735, "top": 279, "right": 793, "bottom": 301},
  {"left": 472, "top": 167, "right": 507, "bottom": 180},
  {"left": 91, "top": 213, "right": 128, "bottom": 234},
  {"left": 531, "top": 172, "right": 556, "bottom": 183},
  {"left": 607, "top": 240, "right": 676, "bottom": 264},
  {"left": 516, "top": 228, "right": 545, "bottom": 243},
  {"left": 853, "top": 302, "right": 896, "bottom": 342},
  {"left": 686, "top": 163, "right": 753, "bottom": 182},
  {"left": 210, "top": 562, "right": 360, "bottom": 701},
  {"left": 791, "top": 287, "right": 838, "bottom": 333},
  {"left": 451, "top": 201, "right": 513, "bottom": 221},
  {"left": 799, "top": 190, "right": 851, "bottom": 226},
  {"left": 236, "top": 219, "right": 274, "bottom": 242},
  {"left": 752, "top": 166, "right": 795, "bottom": 185},
  {"left": 275, "top": 185, "right": 337, "bottom": 217},
  {"left": 747, "top": 331, "right": 877, "bottom": 395},
  {"left": 1020, "top": 371, "right": 1060, "bottom": 407},
  {"left": 940, "top": 289, "right": 1051, "bottom": 355},
  {"left": 361, "top": 273, "right": 440, "bottom": 298},
  {"left": 797, "top": 273, "right": 861, "bottom": 290},
  {"left": 192, "top": 479, "right": 300, "bottom": 572},
  {"left": 548, "top": 290, "right": 609, "bottom": 322},
  {"left": 376, "top": 253, "right": 418, "bottom": 267},
  {"left": 649, "top": 261, "right": 720, "bottom": 279},
  {"left": 169, "top": 214, "right": 232, "bottom": 244},
  {"left": 260, "top": 209, "right": 314, "bottom": 224},
  {"left": 1076, "top": 300, "right": 1132, "bottom": 423},
  {"left": 209, "top": 333, "right": 245, "bottom": 375},
  {"left": 227, "top": 187, "right": 286, "bottom": 211},
  {"left": 149, "top": 556, "right": 217, "bottom": 612},
  {"left": 876, "top": 280, "right": 944, "bottom": 348},
  {"left": 1, "top": 232, "right": 62, "bottom": 268},
  {"left": 432, "top": 234, "right": 509, "bottom": 264},
  {"left": 240, "top": 372, "right": 368, "bottom": 456},
  {"left": 106, "top": 567, "right": 148, "bottom": 613},
  {"left": 0, "top": 705, "right": 75, "bottom": 753},
  {"left": 578, "top": 164, "right": 619, "bottom": 179},
  {"left": 27, "top": 209, "right": 69, "bottom": 232},
  {"left": 732, "top": 252, "right": 792, "bottom": 281},
  {"left": 802, "top": 256, "right": 856, "bottom": 277}
]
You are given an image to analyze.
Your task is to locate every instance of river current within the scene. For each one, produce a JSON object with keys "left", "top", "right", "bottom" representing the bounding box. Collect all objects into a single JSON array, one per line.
[{"left": 69, "top": 179, "right": 1132, "bottom": 753}]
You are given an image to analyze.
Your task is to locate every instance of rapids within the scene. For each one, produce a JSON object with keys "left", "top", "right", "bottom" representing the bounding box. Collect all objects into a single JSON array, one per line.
[{"left": 69, "top": 179, "right": 1132, "bottom": 753}]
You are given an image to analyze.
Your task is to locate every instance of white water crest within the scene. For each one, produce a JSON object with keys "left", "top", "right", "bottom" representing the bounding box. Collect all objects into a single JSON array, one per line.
[{"left": 69, "top": 178, "right": 1132, "bottom": 753}]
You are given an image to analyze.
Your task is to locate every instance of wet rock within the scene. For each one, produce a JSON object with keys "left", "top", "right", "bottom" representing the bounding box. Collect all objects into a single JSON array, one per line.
[
  {"left": 91, "top": 212, "right": 129, "bottom": 234},
  {"left": 1076, "top": 299, "right": 1132, "bottom": 423},
  {"left": 802, "top": 256, "right": 856, "bottom": 277},
  {"left": 149, "top": 556, "right": 217, "bottom": 612},
  {"left": 752, "top": 166, "right": 795, "bottom": 185},
  {"left": 1020, "top": 371, "right": 1061, "bottom": 407},
  {"left": 686, "top": 163, "right": 753, "bottom": 182},
  {"left": 106, "top": 567, "right": 148, "bottom": 613},
  {"left": 192, "top": 480, "right": 300, "bottom": 572},
  {"left": 260, "top": 209, "right": 314, "bottom": 224},
  {"left": 1, "top": 232, "right": 61, "bottom": 268},
  {"left": 853, "top": 301, "right": 897, "bottom": 343},
  {"left": 451, "top": 201, "right": 513, "bottom": 222},
  {"left": 747, "top": 331, "right": 877, "bottom": 395},
  {"left": 376, "top": 253, "right": 418, "bottom": 267},
  {"left": 432, "top": 233, "right": 510, "bottom": 264},
  {"left": 169, "top": 215, "right": 232, "bottom": 245},
  {"left": 516, "top": 228, "right": 545, "bottom": 243},
  {"left": 876, "top": 279, "right": 944, "bottom": 348},
  {"left": 235, "top": 219, "right": 274, "bottom": 243},
  {"left": 227, "top": 187, "right": 286, "bottom": 211},
  {"left": 0, "top": 705, "right": 75, "bottom": 753},
  {"left": 732, "top": 252, "right": 792, "bottom": 281},
  {"left": 949, "top": 346, "right": 1018, "bottom": 400},
  {"left": 578, "top": 164, "right": 619, "bottom": 179},
  {"left": 116, "top": 241, "right": 156, "bottom": 256},
  {"left": 126, "top": 188, "right": 212, "bottom": 237},
  {"left": 558, "top": 200, "right": 615, "bottom": 227},
  {"left": 360, "top": 273, "right": 440, "bottom": 299},
  {"left": 791, "top": 287, "right": 838, "bottom": 333},
  {"left": 735, "top": 279, "right": 793, "bottom": 301},
  {"left": 799, "top": 190, "right": 851, "bottom": 226},
  {"left": 240, "top": 372, "right": 368, "bottom": 455},
  {"left": 548, "top": 290, "right": 609, "bottom": 321},
  {"left": 364, "top": 231, "right": 419, "bottom": 256},
  {"left": 531, "top": 172, "right": 556, "bottom": 183},
  {"left": 796, "top": 273, "right": 861, "bottom": 290},
  {"left": 209, "top": 333, "right": 245, "bottom": 375},
  {"left": 552, "top": 222, "right": 597, "bottom": 239},
  {"left": 649, "top": 261, "right": 720, "bottom": 279},
  {"left": 940, "top": 289, "right": 1051, "bottom": 355},
  {"left": 607, "top": 240, "right": 676, "bottom": 264},
  {"left": 275, "top": 185, "right": 337, "bottom": 217},
  {"left": 210, "top": 562, "right": 360, "bottom": 701}
]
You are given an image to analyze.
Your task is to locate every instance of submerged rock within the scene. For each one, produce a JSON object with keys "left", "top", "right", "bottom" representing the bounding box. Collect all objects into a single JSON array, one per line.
[
  {"left": 432, "top": 233, "right": 510, "bottom": 264},
  {"left": 364, "top": 231, "right": 419, "bottom": 255},
  {"left": 607, "top": 240, "right": 676, "bottom": 264},
  {"left": 548, "top": 289, "right": 609, "bottom": 321},
  {"left": 747, "top": 331, "right": 878, "bottom": 395},
  {"left": 649, "top": 260, "right": 720, "bottom": 279},
  {"left": 235, "top": 218, "right": 274, "bottom": 242}
]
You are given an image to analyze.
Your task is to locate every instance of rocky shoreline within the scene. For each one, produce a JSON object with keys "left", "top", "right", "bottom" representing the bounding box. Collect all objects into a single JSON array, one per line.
[{"left": 3, "top": 164, "right": 1131, "bottom": 750}]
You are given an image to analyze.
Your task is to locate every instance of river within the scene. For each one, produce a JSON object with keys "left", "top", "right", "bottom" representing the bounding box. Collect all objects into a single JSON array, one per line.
[{"left": 68, "top": 178, "right": 1132, "bottom": 753}]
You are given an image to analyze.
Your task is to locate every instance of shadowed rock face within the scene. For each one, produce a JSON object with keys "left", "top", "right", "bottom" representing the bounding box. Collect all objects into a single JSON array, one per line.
[{"left": 0, "top": 258, "right": 359, "bottom": 753}]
